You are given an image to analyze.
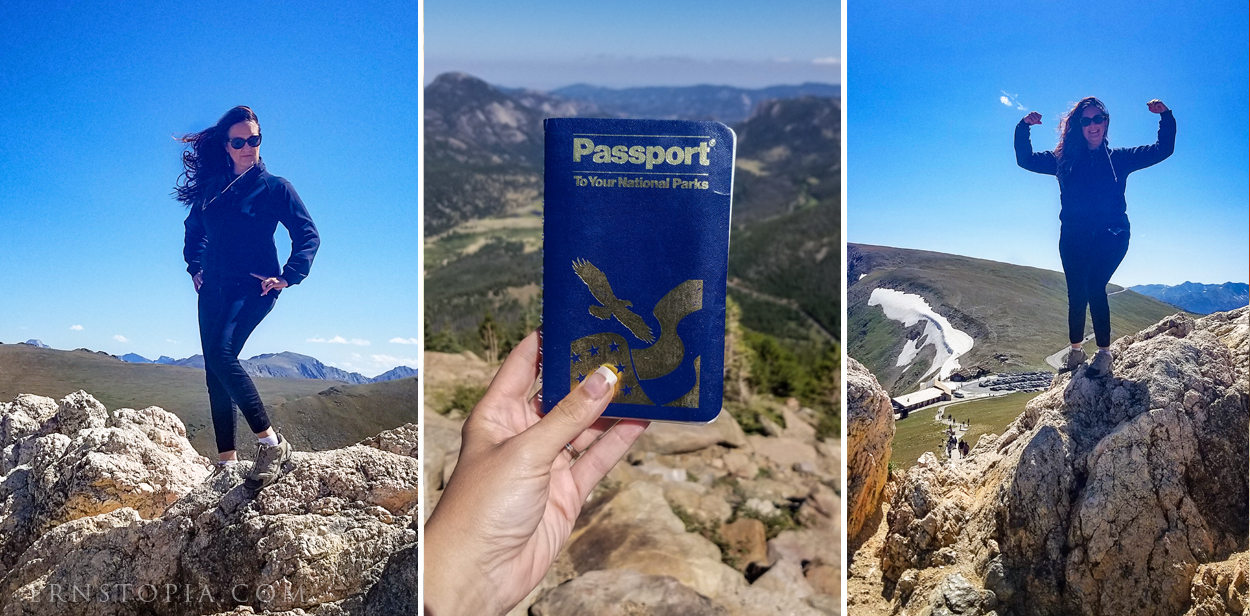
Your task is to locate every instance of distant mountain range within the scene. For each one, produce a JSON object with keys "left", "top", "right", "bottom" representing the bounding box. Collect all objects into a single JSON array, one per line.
[
  {"left": 120, "top": 352, "right": 178, "bottom": 365},
  {"left": 1129, "top": 282, "right": 1249, "bottom": 315},
  {"left": 424, "top": 72, "right": 841, "bottom": 236},
  {"left": 5, "top": 346, "right": 415, "bottom": 385},
  {"left": 425, "top": 72, "right": 840, "bottom": 343},
  {"left": 545, "top": 82, "right": 841, "bottom": 124},
  {"left": 848, "top": 243, "right": 1185, "bottom": 395}
]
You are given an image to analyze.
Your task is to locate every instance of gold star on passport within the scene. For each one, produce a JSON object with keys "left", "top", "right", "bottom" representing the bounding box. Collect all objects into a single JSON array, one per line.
[
  {"left": 609, "top": 341, "right": 620, "bottom": 352},
  {"left": 571, "top": 351, "right": 581, "bottom": 362},
  {"left": 621, "top": 385, "right": 632, "bottom": 396},
  {"left": 589, "top": 345, "right": 600, "bottom": 356},
  {"left": 576, "top": 372, "right": 585, "bottom": 383},
  {"left": 615, "top": 362, "right": 625, "bottom": 374}
]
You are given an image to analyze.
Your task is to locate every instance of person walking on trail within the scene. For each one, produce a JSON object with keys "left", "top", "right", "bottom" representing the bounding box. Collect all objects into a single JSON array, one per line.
[
  {"left": 176, "top": 105, "right": 320, "bottom": 491},
  {"left": 1016, "top": 97, "right": 1175, "bottom": 378}
]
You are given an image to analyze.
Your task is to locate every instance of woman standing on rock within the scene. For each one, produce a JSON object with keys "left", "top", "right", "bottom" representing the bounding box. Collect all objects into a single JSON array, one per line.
[
  {"left": 1015, "top": 97, "right": 1175, "bottom": 378},
  {"left": 176, "top": 106, "right": 320, "bottom": 489}
]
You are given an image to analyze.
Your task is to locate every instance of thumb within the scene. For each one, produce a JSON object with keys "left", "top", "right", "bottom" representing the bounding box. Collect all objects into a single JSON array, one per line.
[{"left": 518, "top": 365, "right": 619, "bottom": 457}]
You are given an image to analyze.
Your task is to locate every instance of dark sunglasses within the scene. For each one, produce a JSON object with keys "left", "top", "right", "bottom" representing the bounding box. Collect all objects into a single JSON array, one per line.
[
  {"left": 228, "top": 135, "right": 262, "bottom": 149},
  {"left": 1079, "top": 115, "right": 1107, "bottom": 127}
]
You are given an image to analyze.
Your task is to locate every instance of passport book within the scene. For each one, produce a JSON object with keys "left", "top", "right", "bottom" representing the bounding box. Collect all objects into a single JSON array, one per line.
[{"left": 541, "top": 118, "right": 735, "bottom": 423}]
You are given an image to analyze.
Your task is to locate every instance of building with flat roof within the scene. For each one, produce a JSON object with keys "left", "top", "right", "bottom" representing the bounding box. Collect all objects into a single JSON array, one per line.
[{"left": 892, "top": 387, "right": 951, "bottom": 417}]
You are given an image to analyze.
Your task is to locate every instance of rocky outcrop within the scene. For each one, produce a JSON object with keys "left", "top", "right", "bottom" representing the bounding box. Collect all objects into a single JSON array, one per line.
[
  {"left": 1182, "top": 551, "right": 1248, "bottom": 616},
  {"left": 876, "top": 308, "right": 1249, "bottom": 616},
  {"left": 531, "top": 569, "right": 730, "bottom": 615},
  {"left": 0, "top": 391, "right": 419, "bottom": 615},
  {"left": 0, "top": 392, "right": 211, "bottom": 575},
  {"left": 634, "top": 409, "right": 749, "bottom": 455},
  {"left": 424, "top": 351, "right": 842, "bottom": 616},
  {"left": 847, "top": 357, "right": 895, "bottom": 541}
]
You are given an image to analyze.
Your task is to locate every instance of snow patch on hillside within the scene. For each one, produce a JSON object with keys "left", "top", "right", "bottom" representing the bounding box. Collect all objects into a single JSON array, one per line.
[{"left": 868, "top": 288, "right": 974, "bottom": 381}]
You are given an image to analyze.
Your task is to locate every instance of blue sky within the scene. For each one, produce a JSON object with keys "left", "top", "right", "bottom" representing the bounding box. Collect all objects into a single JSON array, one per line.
[
  {"left": 424, "top": 0, "right": 840, "bottom": 89},
  {"left": 0, "top": 1, "right": 420, "bottom": 377},
  {"left": 848, "top": 1, "right": 1248, "bottom": 286}
]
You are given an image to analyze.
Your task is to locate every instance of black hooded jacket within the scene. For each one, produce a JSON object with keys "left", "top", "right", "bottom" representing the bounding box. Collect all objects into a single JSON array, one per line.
[
  {"left": 183, "top": 160, "right": 319, "bottom": 286},
  {"left": 1015, "top": 110, "right": 1175, "bottom": 233}
]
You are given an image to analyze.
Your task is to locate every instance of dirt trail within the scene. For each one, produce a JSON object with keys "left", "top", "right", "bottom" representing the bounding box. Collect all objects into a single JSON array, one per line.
[
  {"left": 847, "top": 500, "right": 897, "bottom": 616},
  {"left": 727, "top": 279, "right": 836, "bottom": 341}
]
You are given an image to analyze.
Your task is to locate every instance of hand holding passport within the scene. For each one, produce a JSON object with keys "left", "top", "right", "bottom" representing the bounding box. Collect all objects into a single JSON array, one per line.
[
  {"left": 423, "top": 331, "right": 649, "bottom": 616},
  {"left": 426, "top": 118, "right": 734, "bottom": 615}
]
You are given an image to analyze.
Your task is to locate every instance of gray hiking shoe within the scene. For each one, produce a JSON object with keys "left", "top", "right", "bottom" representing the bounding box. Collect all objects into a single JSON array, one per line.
[
  {"left": 1059, "top": 347, "right": 1087, "bottom": 374},
  {"left": 244, "top": 432, "right": 293, "bottom": 491},
  {"left": 1087, "top": 350, "right": 1114, "bottom": 379}
]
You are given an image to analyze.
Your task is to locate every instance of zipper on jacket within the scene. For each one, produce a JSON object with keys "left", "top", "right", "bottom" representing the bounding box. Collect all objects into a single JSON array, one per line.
[{"left": 202, "top": 162, "right": 258, "bottom": 210}]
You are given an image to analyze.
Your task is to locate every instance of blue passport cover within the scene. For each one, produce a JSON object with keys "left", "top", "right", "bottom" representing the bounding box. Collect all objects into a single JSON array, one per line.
[{"left": 542, "top": 118, "right": 735, "bottom": 423}]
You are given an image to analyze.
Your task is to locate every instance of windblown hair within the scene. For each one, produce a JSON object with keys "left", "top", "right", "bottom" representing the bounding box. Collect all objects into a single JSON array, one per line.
[
  {"left": 173, "top": 106, "right": 260, "bottom": 207},
  {"left": 1054, "top": 96, "right": 1109, "bottom": 177}
]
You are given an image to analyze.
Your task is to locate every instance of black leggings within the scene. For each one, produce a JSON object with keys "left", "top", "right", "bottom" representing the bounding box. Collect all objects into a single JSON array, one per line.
[
  {"left": 198, "top": 277, "right": 279, "bottom": 453},
  {"left": 1058, "top": 227, "right": 1130, "bottom": 348}
]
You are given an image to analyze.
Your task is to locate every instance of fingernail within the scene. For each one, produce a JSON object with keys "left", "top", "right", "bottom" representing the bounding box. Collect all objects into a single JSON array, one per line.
[{"left": 582, "top": 365, "right": 619, "bottom": 399}]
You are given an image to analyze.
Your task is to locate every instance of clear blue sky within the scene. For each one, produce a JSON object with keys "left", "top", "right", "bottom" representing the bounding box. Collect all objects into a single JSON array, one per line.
[
  {"left": 848, "top": 1, "right": 1248, "bottom": 286},
  {"left": 0, "top": 1, "right": 420, "bottom": 377},
  {"left": 424, "top": 0, "right": 840, "bottom": 89}
]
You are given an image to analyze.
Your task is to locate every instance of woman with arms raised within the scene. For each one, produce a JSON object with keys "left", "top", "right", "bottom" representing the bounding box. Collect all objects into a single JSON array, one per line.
[{"left": 1016, "top": 96, "right": 1175, "bottom": 378}]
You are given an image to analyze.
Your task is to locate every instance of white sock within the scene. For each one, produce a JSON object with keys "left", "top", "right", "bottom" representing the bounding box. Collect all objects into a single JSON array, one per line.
[
  {"left": 216, "top": 459, "right": 237, "bottom": 467},
  {"left": 258, "top": 433, "right": 280, "bottom": 447}
]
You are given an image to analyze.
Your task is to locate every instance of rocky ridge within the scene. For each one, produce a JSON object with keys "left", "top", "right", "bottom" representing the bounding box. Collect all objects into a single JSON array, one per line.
[
  {"left": 424, "top": 350, "right": 842, "bottom": 616},
  {"left": 0, "top": 391, "right": 418, "bottom": 615},
  {"left": 849, "top": 307, "right": 1249, "bottom": 616}
]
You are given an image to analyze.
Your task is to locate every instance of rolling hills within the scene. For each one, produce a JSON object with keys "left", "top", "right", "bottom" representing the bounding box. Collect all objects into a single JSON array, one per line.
[{"left": 847, "top": 243, "right": 1187, "bottom": 395}]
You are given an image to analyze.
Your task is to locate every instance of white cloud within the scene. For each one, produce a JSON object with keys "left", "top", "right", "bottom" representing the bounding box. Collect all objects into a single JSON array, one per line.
[
  {"left": 307, "top": 336, "right": 370, "bottom": 346},
  {"left": 389, "top": 337, "right": 420, "bottom": 345},
  {"left": 70, "top": 325, "right": 83, "bottom": 331},
  {"left": 166, "top": 339, "right": 179, "bottom": 344},
  {"left": 812, "top": 57, "right": 839, "bottom": 65},
  {"left": 113, "top": 335, "right": 129, "bottom": 343},
  {"left": 1000, "top": 91, "right": 1026, "bottom": 111},
  {"left": 371, "top": 354, "right": 419, "bottom": 366}
]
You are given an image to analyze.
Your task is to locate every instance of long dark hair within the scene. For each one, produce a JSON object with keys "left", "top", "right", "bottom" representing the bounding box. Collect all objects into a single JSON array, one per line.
[
  {"left": 1054, "top": 96, "right": 1109, "bottom": 177},
  {"left": 174, "top": 106, "right": 259, "bottom": 207}
]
